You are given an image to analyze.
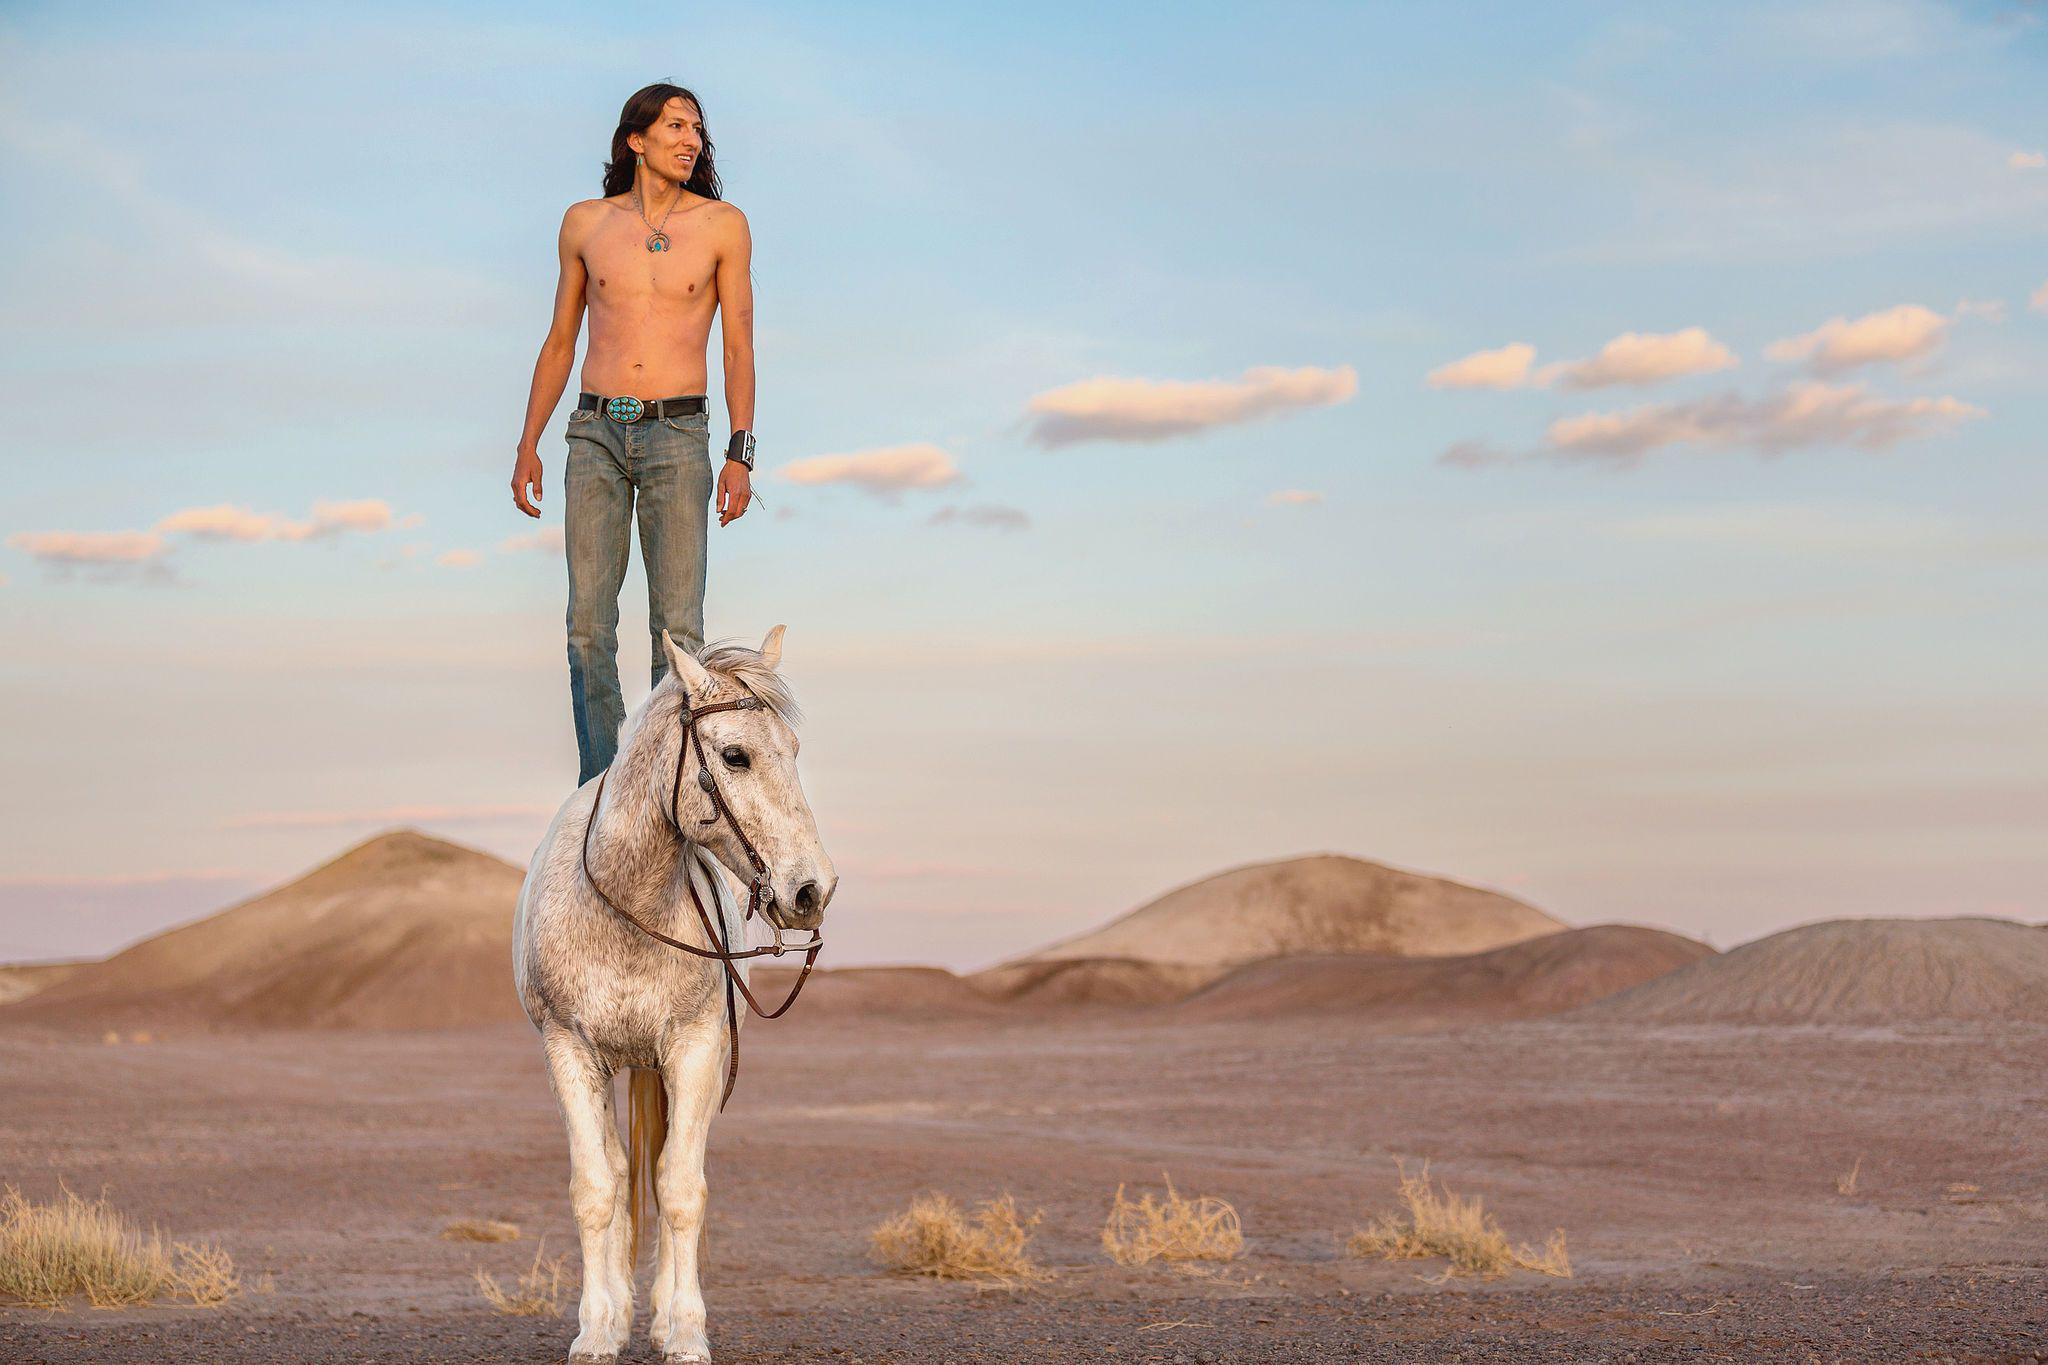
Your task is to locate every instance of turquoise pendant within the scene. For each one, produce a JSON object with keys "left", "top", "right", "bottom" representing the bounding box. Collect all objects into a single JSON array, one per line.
[{"left": 646, "top": 232, "right": 670, "bottom": 253}]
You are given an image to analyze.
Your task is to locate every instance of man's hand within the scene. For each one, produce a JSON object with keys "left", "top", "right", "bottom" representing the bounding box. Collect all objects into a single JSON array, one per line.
[
  {"left": 511, "top": 447, "right": 544, "bottom": 518},
  {"left": 717, "top": 460, "right": 752, "bottom": 526}
]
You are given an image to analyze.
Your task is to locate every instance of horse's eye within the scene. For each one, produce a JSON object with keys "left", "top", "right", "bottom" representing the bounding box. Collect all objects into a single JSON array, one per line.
[{"left": 720, "top": 746, "right": 750, "bottom": 770}]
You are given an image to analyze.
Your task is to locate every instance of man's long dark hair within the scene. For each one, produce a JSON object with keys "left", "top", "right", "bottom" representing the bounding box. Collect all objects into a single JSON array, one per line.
[{"left": 602, "top": 83, "right": 723, "bottom": 200}]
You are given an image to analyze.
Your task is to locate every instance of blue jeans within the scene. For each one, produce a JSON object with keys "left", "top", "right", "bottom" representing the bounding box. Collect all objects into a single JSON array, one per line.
[{"left": 563, "top": 404, "right": 713, "bottom": 784}]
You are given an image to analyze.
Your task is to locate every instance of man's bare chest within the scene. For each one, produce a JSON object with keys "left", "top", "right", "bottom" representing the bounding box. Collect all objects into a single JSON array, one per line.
[{"left": 584, "top": 213, "right": 718, "bottom": 311}]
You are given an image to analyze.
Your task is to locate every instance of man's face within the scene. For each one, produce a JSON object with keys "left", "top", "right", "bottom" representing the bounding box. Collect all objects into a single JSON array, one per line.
[{"left": 631, "top": 97, "right": 704, "bottom": 184}]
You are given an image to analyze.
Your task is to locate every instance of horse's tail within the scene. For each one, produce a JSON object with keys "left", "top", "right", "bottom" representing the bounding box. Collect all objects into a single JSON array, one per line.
[{"left": 627, "top": 1066, "right": 668, "bottom": 1266}]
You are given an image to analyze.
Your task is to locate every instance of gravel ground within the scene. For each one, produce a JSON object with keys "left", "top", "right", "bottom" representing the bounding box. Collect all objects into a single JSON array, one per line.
[
  {"left": 5, "top": 1271, "right": 2045, "bottom": 1362},
  {"left": 1, "top": 1017, "right": 2043, "bottom": 1362}
]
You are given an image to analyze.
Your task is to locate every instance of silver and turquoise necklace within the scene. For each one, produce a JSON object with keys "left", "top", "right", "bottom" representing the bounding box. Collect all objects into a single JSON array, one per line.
[{"left": 631, "top": 185, "right": 681, "bottom": 253}]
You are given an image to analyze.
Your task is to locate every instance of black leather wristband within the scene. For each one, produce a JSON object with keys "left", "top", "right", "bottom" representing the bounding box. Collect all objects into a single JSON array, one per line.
[{"left": 726, "top": 430, "right": 756, "bottom": 469}]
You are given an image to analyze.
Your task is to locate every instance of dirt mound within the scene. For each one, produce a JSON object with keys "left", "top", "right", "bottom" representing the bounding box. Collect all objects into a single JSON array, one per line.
[
  {"left": 1016, "top": 854, "right": 1563, "bottom": 971},
  {"left": 1589, "top": 918, "right": 2048, "bottom": 1025},
  {"left": 0, "top": 961, "right": 86, "bottom": 1007},
  {"left": 968, "top": 957, "right": 1221, "bottom": 1008},
  {"left": 749, "top": 965, "right": 996, "bottom": 1019},
  {"left": 1171, "top": 926, "right": 1711, "bottom": 1024},
  {"left": 0, "top": 831, "right": 527, "bottom": 1030}
]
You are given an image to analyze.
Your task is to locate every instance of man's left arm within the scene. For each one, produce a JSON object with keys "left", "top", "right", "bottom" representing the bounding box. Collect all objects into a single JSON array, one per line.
[{"left": 715, "top": 205, "right": 755, "bottom": 526}]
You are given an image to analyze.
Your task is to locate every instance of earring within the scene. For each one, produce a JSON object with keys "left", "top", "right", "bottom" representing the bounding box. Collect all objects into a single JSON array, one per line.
[{"left": 635, "top": 153, "right": 644, "bottom": 166}]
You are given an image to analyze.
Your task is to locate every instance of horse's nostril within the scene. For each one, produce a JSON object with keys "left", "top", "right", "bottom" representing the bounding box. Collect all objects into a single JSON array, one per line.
[{"left": 794, "top": 881, "right": 819, "bottom": 915}]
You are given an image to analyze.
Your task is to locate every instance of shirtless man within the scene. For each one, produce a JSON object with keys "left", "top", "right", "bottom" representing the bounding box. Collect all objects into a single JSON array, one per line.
[{"left": 510, "top": 83, "right": 756, "bottom": 784}]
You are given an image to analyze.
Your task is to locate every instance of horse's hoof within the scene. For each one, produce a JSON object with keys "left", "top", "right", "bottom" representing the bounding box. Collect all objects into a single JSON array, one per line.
[
  {"left": 664, "top": 1356, "right": 711, "bottom": 1365},
  {"left": 568, "top": 1356, "right": 619, "bottom": 1364}
]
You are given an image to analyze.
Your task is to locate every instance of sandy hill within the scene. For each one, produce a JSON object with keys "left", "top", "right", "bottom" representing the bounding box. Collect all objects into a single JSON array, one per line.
[
  {"left": 1, "top": 831, "right": 527, "bottom": 1030},
  {"left": 1014, "top": 854, "right": 1564, "bottom": 974},
  {"left": 0, "top": 961, "right": 86, "bottom": 1007},
  {"left": 968, "top": 958, "right": 1218, "bottom": 1008},
  {"left": 1171, "top": 926, "right": 1712, "bottom": 1024},
  {"left": 1588, "top": 918, "right": 2048, "bottom": 1026},
  {"left": 748, "top": 965, "right": 998, "bottom": 1020}
]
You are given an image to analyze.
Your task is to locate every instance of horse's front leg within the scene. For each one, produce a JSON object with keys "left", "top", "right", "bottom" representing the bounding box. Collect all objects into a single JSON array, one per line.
[
  {"left": 648, "top": 1025, "right": 727, "bottom": 1364},
  {"left": 542, "top": 1031, "right": 635, "bottom": 1363}
]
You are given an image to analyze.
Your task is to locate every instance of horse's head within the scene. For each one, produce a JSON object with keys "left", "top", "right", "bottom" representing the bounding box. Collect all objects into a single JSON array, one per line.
[{"left": 661, "top": 626, "right": 837, "bottom": 932}]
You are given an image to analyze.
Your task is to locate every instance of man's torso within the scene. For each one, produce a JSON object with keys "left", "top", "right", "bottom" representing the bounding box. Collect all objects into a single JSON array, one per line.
[{"left": 574, "top": 193, "right": 727, "bottom": 399}]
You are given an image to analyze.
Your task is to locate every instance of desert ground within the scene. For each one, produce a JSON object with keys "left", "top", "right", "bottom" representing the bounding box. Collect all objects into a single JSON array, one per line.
[
  {"left": 2, "top": 835, "right": 2044, "bottom": 1362},
  {"left": 2, "top": 1013, "right": 2043, "bottom": 1363}
]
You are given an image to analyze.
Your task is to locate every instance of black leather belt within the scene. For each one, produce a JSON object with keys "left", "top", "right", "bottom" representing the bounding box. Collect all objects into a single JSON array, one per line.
[{"left": 576, "top": 392, "right": 708, "bottom": 423}]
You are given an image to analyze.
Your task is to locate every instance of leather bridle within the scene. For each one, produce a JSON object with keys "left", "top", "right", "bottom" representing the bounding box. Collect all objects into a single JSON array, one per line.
[{"left": 578, "top": 683, "right": 823, "bottom": 1109}]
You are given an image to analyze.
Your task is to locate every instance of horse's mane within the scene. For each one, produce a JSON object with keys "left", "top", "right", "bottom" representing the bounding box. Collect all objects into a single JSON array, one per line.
[
  {"left": 694, "top": 639, "right": 801, "bottom": 727},
  {"left": 612, "top": 638, "right": 800, "bottom": 782}
]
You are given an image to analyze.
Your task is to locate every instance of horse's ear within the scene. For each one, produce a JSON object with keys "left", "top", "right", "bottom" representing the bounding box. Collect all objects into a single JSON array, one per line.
[
  {"left": 758, "top": 624, "right": 786, "bottom": 671},
  {"left": 662, "top": 630, "right": 714, "bottom": 694}
]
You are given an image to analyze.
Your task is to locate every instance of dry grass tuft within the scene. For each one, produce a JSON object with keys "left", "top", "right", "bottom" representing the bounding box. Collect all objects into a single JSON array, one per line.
[
  {"left": 474, "top": 1240, "right": 569, "bottom": 1316},
  {"left": 441, "top": 1218, "right": 520, "bottom": 1243},
  {"left": 869, "top": 1193, "right": 1047, "bottom": 1284},
  {"left": 1101, "top": 1175, "right": 1244, "bottom": 1267},
  {"left": 0, "top": 1184, "right": 238, "bottom": 1309},
  {"left": 1836, "top": 1158, "right": 1862, "bottom": 1197},
  {"left": 1346, "top": 1162, "right": 1570, "bottom": 1280}
]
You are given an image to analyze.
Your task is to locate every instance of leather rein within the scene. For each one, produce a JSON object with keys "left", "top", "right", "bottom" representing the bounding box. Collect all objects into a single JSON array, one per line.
[{"left": 578, "top": 685, "right": 823, "bottom": 1109}]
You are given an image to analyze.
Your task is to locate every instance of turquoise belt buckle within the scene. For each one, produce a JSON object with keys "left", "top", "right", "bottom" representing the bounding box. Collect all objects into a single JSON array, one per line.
[{"left": 605, "top": 395, "right": 645, "bottom": 423}]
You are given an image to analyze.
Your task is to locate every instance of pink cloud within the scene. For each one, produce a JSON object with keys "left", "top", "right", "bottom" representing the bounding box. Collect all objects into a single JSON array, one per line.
[
  {"left": 1544, "top": 328, "right": 1739, "bottom": 389},
  {"left": 1765, "top": 304, "right": 1949, "bottom": 373},
  {"left": 1027, "top": 365, "right": 1356, "bottom": 445},
  {"left": 1544, "top": 381, "right": 1983, "bottom": 465},
  {"left": 500, "top": 526, "right": 565, "bottom": 554},
  {"left": 156, "top": 498, "right": 396, "bottom": 542},
  {"left": 927, "top": 503, "right": 1029, "bottom": 530},
  {"left": 1427, "top": 343, "right": 1536, "bottom": 390},
  {"left": 7, "top": 530, "right": 166, "bottom": 564},
  {"left": 780, "top": 443, "right": 961, "bottom": 498}
]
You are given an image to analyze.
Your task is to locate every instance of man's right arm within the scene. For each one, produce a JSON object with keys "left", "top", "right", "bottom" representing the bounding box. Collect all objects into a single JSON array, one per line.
[{"left": 511, "top": 206, "right": 592, "bottom": 518}]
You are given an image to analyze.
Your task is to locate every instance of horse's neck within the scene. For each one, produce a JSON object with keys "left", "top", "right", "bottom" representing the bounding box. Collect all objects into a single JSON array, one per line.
[
  {"left": 588, "top": 750, "right": 688, "bottom": 918},
  {"left": 586, "top": 687, "right": 743, "bottom": 957}
]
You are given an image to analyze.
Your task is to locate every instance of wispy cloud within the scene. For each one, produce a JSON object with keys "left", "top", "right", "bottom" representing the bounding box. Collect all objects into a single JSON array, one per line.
[
  {"left": 1765, "top": 303, "right": 1950, "bottom": 373},
  {"left": 1267, "top": 489, "right": 1325, "bottom": 506},
  {"left": 927, "top": 503, "right": 1029, "bottom": 530},
  {"left": 436, "top": 549, "right": 482, "bottom": 568},
  {"left": 223, "top": 803, "right": 552, "bottom": 830},
  {"left": 2012, "top": 150, "right": 2046, "bottom": 171},
  {"left": 1428, "top": 330, "right": 1736, "bottom": 391},
  {"left": 7, "top": 530, "right": 166, "bottom": 565},
  {"left": 1610, "top": 505, "right": 1970, "bottom": 555},
  {"left": 1954, "top": 298, "right": 2007, "bottom": 323},
  {"left": 1570, "top": 120, "right": 2048, "bottom": 264},
  {"left": 1541, "top": 381, "right": 1983, "bottom": 465},
  {"left": 1427, "top": 343, "right": 1536, "bottom": 391},
  {"left": 0, "top": 114, "right": 514, "bottom": 330},
  {"left": 1438, "top": 440, "right": 1511, "bottom": 469},
  {"left": 1545, "top": 328, "right": 1738, "bottom": 389},
  {"left": 1026, "top": 365, "right": 1356, "bottom": 446},
  {"left": 780, "top": 444, "right": 961, "bottom": 498},
  {"left": 500, "top": 527, "right": 565, "bottom": 554},
  {"left": 2032, "top": 281, "right": 2048, "bottom": 314},
  {"left": 156, "top": 498, "right": 396, "bottom": 542}
]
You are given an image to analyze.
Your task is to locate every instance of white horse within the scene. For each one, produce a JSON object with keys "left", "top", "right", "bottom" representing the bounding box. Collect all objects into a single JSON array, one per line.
[{"left": 513, "top": 626, "right": 836, "bottom": 1364}]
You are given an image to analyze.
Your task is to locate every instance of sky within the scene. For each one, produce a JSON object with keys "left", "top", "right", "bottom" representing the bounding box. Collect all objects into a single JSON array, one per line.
[{"left": 1, "top": 0, "right": 2044, "bottom": 969}]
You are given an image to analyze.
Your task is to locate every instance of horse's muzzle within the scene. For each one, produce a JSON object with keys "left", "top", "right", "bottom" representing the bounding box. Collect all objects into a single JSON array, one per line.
[{"left": 762, "top": 874, "right": 832, "bottom": 931}]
